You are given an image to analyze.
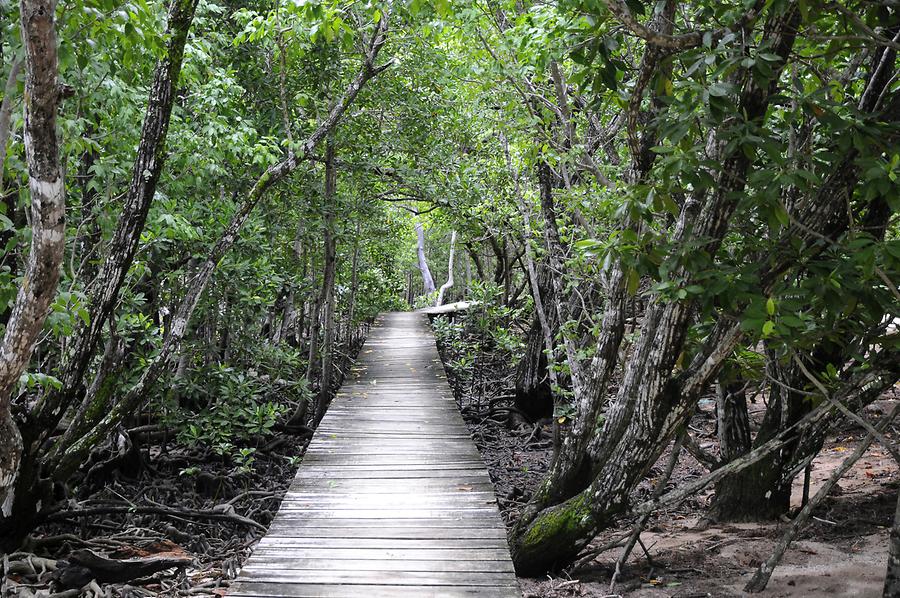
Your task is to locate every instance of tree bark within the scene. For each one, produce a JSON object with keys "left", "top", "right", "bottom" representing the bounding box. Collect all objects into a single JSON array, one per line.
[{"left": 0, "top": 0, "right": 65, "bottom": 515}]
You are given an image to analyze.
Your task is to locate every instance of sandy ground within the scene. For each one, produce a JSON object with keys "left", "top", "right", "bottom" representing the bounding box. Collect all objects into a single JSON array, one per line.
[{"left": 517, "top": 439, "right": 897, "bottom": 597}]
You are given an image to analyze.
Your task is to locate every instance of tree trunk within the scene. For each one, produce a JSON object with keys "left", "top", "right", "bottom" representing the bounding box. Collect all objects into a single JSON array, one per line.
[
  {"left": 501, "top": 129, "right": 557, "bottom": 422},
  {"left": 415, "top": 219, "right": 435, "bottom": 294},
  {"left": 344, "top": 222, "right": 360, "bottom": 347},
  {"left": 513, "top": 261, "right": 555, "bottom": 421},
  {"left": 275, "top": 227, "right": 304, "bottom": 344},
  {"left": 0, "top": 56, "right": 23, "bottom": 185},
  {"left": 710, "top": 351, "right": 805, "bottom": 521},
  {"left": 435, "top": 230, "right": 456, "bottom": 306},
  {"left": 315, "top": 140, "right": 338, "bottom": 425},
  {"left": 885, "top": 488, "right": 900, "bottom": 597},
  {"left": 0, "top": 0, "right": 65, "bottom": 515}
]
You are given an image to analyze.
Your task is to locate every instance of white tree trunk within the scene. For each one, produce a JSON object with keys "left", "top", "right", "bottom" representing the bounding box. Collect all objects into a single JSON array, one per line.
[
  {"left": 415, "top": 220, "right": 436, "bottom": 294},
  {"left": 435, "top": 231, "right": 457, "bottom": 306}
]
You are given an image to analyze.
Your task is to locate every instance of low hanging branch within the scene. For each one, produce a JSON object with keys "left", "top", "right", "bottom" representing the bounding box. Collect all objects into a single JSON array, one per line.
[{"left": 49, "top": 10, "right": 395, "bottom": 480}]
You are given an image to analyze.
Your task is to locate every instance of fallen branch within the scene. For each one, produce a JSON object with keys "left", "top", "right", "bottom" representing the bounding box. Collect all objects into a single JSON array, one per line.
[{"left": 68, "top": 548, "right": 193, "bottom": 584}]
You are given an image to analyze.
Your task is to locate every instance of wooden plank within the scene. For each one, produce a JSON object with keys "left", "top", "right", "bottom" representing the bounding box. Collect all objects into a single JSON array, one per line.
[
  {"left": 249, "top": 546, "right": 509, "bottom": 562},
  {"left": 254, "top": 538, "right": 509, "bottom": 550},
  {"left": 240, "top": 558, "right": 514, "bottom": 573},
  {"left": 235, "top": 570, "right": 516, "bottom": 586},
  {"left": 230, "top": 582, "right": 521, "bottom": 598},
  {"left": 262, "top": 525, "right": 507, "bottom": 539},
  {"left": 229, "top": 312, "right": 519, "bottom": 597},
  {"left": 270, "top": 516, "right": 504, "bottom": 526}
]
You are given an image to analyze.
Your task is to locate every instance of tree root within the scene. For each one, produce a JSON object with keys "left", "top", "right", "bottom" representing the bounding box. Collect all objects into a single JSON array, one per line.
[{"left": 45, "top": 504, "right": 266, "bottom": 532}]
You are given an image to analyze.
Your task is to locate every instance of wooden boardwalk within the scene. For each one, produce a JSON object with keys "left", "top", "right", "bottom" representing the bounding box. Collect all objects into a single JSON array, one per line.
[{"left": 229, "top": 312, "right": 520, "bottom": 597}]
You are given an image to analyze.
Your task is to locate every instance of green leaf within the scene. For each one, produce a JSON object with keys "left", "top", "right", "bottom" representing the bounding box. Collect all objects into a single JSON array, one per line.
[
  {"left": 626, "top": 269, "right": 640, "bottom": 295},
  {"left": 774, "top": 205, "right": 790, "bottom": 227}
]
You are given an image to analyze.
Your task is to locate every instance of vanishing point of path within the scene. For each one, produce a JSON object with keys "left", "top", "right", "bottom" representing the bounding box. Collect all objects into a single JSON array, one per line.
[{"left": 229, "top": 311, "right": 521, "bottom": 597}]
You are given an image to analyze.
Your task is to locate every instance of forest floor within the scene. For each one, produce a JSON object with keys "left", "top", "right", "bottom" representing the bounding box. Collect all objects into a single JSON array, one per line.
[
  {"left": 4, "top": 431, "right": 305, "bottom": 597},
  {"left": 2, "top": 336, "right": 371, "bottom": 598},
  {"left": 434, "top": 318, "right": 899, "bottom": 598}
]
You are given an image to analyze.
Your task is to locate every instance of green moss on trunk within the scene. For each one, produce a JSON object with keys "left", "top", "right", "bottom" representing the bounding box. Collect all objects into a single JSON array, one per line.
[{"left": 510, "top": 492, "right": 596, "bottom": 575}]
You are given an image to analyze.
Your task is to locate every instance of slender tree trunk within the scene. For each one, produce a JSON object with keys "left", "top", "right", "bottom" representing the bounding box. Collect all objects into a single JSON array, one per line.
[
  {"left": 885, "top": 488, "right": 900, "bottom": 597},
  {"left": 435, "top": 230, "right": 456, "bottom": 306},
  {"left": 74, "top": 123, "right": 102, "bottom": 280},
  {"left": 415, "top": 219, "right": 435, "bottom": 294},
  {"left": 315, "top": 140, "right": 338, "bottom": 425},
  {"left": 306, "top": 275, "right": 322, "bottom": 382},
  {"left": 0, "top": 0, "right": 65, "bottom": 515},
  {"left": 276, "top": 227, "right": 304, "bottom": 344},
  {"left": 345, "top": 222, "right": 360, "bottom": 347},
  {"left": 0, "top": 56, "right": 23, "bottom": 186},
  {"left": 503, "top": 131, "right": 557, "bottom": 421}
]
